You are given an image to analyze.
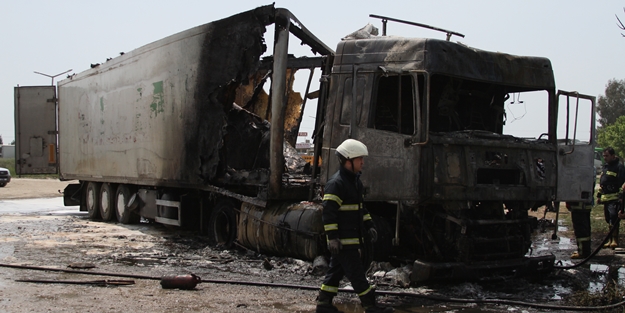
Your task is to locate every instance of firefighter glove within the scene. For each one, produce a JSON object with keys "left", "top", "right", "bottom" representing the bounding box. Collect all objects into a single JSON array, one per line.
[
  {"left": 328, "top": 239, "right": 342, "bottom": 254},
  {"left": 368, "top": 227, "right": 378, "bottom": 243}
]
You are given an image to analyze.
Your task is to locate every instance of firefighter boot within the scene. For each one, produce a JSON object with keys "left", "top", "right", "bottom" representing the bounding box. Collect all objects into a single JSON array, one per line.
[
  {"left": 604, "top": 225, "right": 614, "bottom": 248},
  {"left": 316, "top": 291, "right": 343, "bottom": 313},
  {"left": 603, "top": 237, "right": 613, "bottom": 249},
  {"left": 359, "top": 290, "right": 394, "bottom": 313},
  {"left": 572, "top": 241, "right": 591, "bottom": 259},
  {"left": 610, "top": 227, "right": 619, "bottom": 249}
]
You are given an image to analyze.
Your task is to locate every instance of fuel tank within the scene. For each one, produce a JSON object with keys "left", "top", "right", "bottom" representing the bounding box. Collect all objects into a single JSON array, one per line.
[{"left": 237, "top": 201, "right": 325, "bottom": 260}]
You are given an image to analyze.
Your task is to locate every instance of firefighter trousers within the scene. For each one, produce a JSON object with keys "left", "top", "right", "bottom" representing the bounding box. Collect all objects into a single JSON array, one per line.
[
  {"left": 321, "top": 249, "right": 371, "bottom": 296},
  {"left": 571, "top": 209, "right": 591, "bottom": 255}
]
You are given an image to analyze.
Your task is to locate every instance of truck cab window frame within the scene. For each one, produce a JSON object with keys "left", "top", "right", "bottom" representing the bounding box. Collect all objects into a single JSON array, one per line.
[{"left": 369, "top": 73, "right": 419, "bottom": 136}]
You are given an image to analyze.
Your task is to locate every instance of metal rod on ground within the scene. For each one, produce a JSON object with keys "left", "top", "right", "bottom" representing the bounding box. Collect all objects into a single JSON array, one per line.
[
  {"left": 15, "top": 279, "right": 134, "bottom": 286},
  {"left": 0, "top": 263, "right": 158, "bottom": 280},
  {"left": 552, "top": 201, "right": 560, "bottom": 240}
]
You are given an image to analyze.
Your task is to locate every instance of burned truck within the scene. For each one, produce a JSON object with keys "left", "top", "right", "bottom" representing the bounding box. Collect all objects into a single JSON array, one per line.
[{"left": 14, "top": 5, "right": 595, "bottom": 282}]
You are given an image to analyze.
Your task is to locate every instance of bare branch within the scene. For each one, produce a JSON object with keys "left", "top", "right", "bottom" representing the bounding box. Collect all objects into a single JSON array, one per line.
[
  {"left": 618, "top": 15, "right": 625, "bottom": 30},
  {"left": 618, "top": 8, "right": 625, "bottom": 37}
]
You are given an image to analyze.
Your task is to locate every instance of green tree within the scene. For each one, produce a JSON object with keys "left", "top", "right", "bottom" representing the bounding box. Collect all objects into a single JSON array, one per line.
[
  {"left": 597, "top": 79, "right": 625, "bottom": 128},
  {"left": 597, "top": 115, "right": 625, "bottom": 158}
]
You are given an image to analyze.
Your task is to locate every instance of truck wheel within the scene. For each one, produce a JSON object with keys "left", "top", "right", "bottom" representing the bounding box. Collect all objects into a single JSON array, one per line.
[
  {"left": 85, "top": 182, "right": 101, "bottom": 220},
  {"left": 208, "top": 199, "right": 237, "bottom": 248},
  {"left": 115, "top": 184, "right": 140, "bottom": 224},
  {"left": 99, "top": 183, "right": 115, "bottom": 221},
  {"left": 0, "top": 183, "right": 6, "bottom": 187},
  {"left": 370, "top": 215, "right": 393, "bottom": 261}
]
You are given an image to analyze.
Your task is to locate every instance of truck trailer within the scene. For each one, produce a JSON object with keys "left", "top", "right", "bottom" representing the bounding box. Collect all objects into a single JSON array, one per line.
[{"left": 15, "top": 5, "right": 596, "bottom": 283}]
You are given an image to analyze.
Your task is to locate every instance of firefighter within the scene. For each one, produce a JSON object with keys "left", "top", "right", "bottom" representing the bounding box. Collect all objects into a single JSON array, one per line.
[
  {"left": 566, "top": 201, "right": 591, "bottom": 258},
  {"left": 597, "top": 147, "right": 625, "bottom": 249},
  {"left": 316, "top": 139, "right": 393, "bottom": 313}
]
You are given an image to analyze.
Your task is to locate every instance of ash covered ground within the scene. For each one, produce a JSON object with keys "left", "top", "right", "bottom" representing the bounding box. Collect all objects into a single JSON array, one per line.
[{"left": 1, "top": 179, "right": 624, "bottom": 312}]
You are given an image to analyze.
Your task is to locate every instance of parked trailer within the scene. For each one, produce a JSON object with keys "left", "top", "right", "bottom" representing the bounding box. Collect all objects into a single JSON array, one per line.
[{"left": 15, "top": 5, "right": 596, "bottom": 283}]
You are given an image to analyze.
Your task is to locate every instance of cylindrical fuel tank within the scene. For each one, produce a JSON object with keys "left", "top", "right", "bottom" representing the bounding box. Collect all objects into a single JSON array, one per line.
[
  {"left": 160, "top": 274, "right": 201, "bottom": 290},
  {"left": 237, "top": 201, "right": 325, "bottom": 260}
]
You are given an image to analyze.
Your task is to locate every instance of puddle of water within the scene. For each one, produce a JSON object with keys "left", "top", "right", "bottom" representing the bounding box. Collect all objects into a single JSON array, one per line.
[
  {"left": 590, "top": 264, "right": 609, "bottom": 273},
  {"left": 528, "top": 236, "right": 575, "bottom": 254},
  {"left": 557, "top": 237, "right": 574, "bottom": 250},
  {"left": 582, "top": 263, "right": 625, "bottom": 294},
  {"left": 588, "top": 281, "right": 604, "bottom": 293},
  {"left": 618, "top": 267, "right": 625, "bottom": 285}
]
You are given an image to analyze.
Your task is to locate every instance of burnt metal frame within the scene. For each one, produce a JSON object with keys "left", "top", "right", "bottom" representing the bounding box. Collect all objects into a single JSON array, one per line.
[{"left": 268, "top": 9, "right": 334, "bottom": 199}]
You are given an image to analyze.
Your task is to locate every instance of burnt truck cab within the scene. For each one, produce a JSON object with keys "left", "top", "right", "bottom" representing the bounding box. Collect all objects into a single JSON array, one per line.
[{"left": 320, "top": 35, "right": 595, "bottom": 281}]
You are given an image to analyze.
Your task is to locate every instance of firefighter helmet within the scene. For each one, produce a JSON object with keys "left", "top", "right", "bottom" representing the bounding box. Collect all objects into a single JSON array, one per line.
[{"left": 335, "top": 139, "right": 368, "bottom": 159}]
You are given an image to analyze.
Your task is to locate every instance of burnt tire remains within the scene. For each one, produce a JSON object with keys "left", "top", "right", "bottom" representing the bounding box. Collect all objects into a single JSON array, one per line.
[{"left": 208, "top": 199, "right": 237, "bottom": 248}]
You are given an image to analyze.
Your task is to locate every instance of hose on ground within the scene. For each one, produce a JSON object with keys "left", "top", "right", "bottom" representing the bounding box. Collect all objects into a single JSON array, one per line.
[
  {"left": 554, "top": 217, "right": 618, "bottom": 269},
  {"left": 0, "top": 262, "right": 623, "bottom": 311}
]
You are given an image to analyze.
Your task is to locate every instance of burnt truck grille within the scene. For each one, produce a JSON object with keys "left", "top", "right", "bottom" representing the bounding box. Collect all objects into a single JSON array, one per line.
[
  {"left": 457, "top": 220, "right": 531, "bottom": 262},
  {"left": 476, "top": 168, "right": 523, "bottom": 185}
]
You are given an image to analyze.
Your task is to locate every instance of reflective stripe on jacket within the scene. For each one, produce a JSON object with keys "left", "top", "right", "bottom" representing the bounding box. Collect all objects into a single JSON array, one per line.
[{"left": 601, "top": 193, "right": 620, "bottom": 202}]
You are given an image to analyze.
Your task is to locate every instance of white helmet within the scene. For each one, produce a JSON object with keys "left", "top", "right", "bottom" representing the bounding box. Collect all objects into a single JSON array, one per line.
[{"left": 336, "top": 139, "right": 368, "bottom": 159}]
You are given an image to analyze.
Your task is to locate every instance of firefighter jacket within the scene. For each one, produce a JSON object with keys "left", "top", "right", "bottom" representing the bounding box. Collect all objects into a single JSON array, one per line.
[
  {"left": 322, "top": 166, "right": 374, "bottom": 249},
  {"left": 599, "top": 158, "right": 625, "bottom": 202}
]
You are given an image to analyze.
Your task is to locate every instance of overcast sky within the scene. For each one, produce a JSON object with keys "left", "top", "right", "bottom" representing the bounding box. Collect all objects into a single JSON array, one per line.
[{"left": 2, "top": 1, "right": 624, "bottom": 145}]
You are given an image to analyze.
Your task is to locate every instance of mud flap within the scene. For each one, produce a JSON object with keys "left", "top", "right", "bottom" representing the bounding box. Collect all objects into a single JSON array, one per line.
[
  {"left": 63, "top": 183, "right": 82, "bottom": 207},
  {"left": 411, "top": 254, "right": 555, "bottom": 283}
]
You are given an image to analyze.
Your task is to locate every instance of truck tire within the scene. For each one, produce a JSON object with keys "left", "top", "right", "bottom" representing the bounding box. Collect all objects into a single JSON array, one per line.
[
  {"left": 0, "top": 183, "right": 6, "bottom": 187},
  {"left": 370, "top": 215, "right": 393, "bottom": 261},
  {"left": 208, "top": 199, "right": 237, "bottom": 248},
  {"left": 85, "top": 182, "right": 101, "bottom": 220},
  {"left": 115, "top": 184, "right": 140, "bottom": 224},
  {"left": 99, "top": 183, "right": 116, "bottom": 221}
]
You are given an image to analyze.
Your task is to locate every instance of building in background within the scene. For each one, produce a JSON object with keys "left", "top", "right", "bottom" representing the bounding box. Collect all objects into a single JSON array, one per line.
[
  {"left": 296, "top": 139, "right": 320, "bottom": 165},
  {"left": 0, "top": 145, "right": 15, "bottom": 158}
]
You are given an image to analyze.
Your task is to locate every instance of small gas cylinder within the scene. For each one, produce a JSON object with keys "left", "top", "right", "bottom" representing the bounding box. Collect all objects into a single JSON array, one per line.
[{"left": 160, "top": 274, "right": 201, "bottom": 290}]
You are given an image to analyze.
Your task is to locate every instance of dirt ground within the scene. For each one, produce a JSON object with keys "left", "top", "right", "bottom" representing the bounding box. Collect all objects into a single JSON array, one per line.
[
  {"left": 0, "top": 178, "right": 74, "bottom": 200},
  {"left": 1, "top": 179, "right": 625, "bottom": 312},
  {"left": 0, "top": 179, "right": 376, "bottom": 313}
]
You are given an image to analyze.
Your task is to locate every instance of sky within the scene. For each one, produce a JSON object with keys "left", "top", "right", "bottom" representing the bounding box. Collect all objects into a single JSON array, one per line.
[{"left": 2, "top": 1, "right": 624, "bottom": 145}]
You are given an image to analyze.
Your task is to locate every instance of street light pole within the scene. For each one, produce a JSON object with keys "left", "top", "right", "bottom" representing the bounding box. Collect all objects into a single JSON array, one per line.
[{"left": 33, "top": 69, "right": 72, "bottom": 86}]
